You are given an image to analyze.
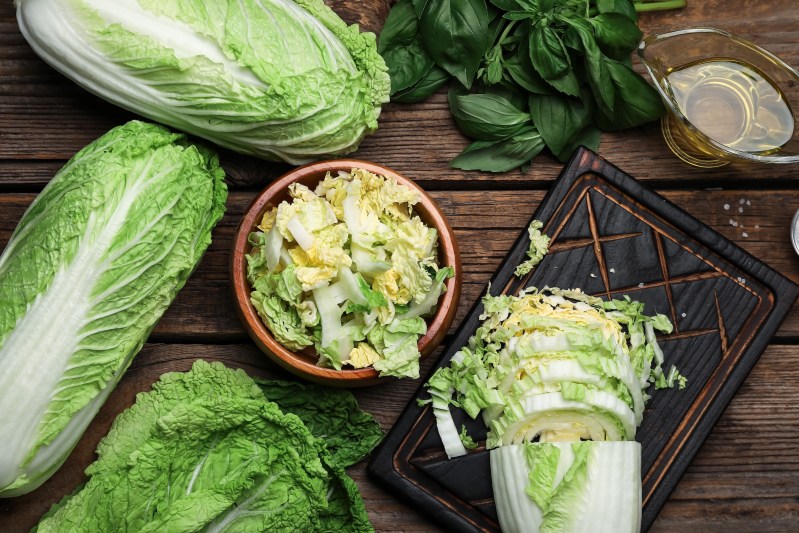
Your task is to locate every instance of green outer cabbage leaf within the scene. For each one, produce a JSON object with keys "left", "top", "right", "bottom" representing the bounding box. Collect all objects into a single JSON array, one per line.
[
  {"left": 16, "top": 0, "right": 390, "bottom": 164},
  {"left": 0, "top": 121, "right": 227, "bottom": 497},
  {"left": 33, "top": 361, "right": 378, "bottom": 533},
  {"left": 256, "top": 378, "right": 384, "bottom": 467}
]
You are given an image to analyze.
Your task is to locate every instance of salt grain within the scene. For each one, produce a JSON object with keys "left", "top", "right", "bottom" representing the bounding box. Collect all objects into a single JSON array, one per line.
[
  {"left": 723, "top": 203, "right": 730, "bottom": 210},
  {"left": 590, "top": 273, "right": 597, "bottom": 278},
  {"left": 638, "top": 282, "right": 645, "bottom": 288},
  {"left": 733, "top": 221, "right": 739, "bottom": 227},
  {"left": 742, "top": 232, "right": 749, "bottom": 238},
  {"left": 755, "top": 224, "right": 760, "bottom": 229},
  {"left": 729, "top": 219, "right": 735, "bottom": 225},
  {"left": 609, "top": 268, "right": 616, "bottom": 273},
  {"left": 681, "top": 313, "right": 687, "bottom": 318},
  {"left": 739, "top": 198, "right": 745, "bottom": 204},
  {"left": 746, "top": 200, "right": 751, "bottom": 206},
  {"left": 738, "top": 207, "right": 743, "bottom": 213}
]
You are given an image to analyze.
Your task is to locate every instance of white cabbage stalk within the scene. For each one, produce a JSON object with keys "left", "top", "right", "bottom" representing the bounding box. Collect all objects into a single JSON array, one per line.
[
  {"left": 491, "top": 442, "right": 642, "bottom": 533},
  {"left": 16, "top": 0, "right": 390, "bottom": 164},
  {"left": 0, "top": 121, "right": 226, "bottom": 497}
]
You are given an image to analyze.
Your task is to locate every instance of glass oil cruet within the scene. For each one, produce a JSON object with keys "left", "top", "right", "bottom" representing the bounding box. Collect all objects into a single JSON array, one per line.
[{"left": 638, "top": 28, "right": 799, "bottom": 168}]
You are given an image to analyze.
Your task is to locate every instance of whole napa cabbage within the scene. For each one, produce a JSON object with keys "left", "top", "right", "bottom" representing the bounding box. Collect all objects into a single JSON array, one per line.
[{"left": 16, "top": 0, "right": 390, "bottom": 164}]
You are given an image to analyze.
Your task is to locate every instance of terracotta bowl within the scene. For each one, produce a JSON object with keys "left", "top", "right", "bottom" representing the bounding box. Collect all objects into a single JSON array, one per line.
[{"left": 231, "top": 160, "right": 462, "bottom": 387}]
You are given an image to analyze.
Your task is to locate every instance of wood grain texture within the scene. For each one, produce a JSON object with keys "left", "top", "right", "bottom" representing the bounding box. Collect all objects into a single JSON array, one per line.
[
  {"left": 1, "top": 0, "right": 799, "bottom": 531},
  {"left": 2, "top": 189, "right": 797, "bottom": 339},
  {"left": 0, "top": 343, "right": 796, "bottom": 532},
  {"left": 2, "top": 1, "right": 799, "bottom": 187}
]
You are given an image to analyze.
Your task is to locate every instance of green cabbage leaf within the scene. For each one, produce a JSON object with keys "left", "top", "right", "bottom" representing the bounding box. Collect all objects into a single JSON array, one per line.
[
  {"left": 0, "top": 121, "right": 226, "bottom": 497},
  {"left": 34, "top": 361, "right": 382, "bottom": 533}
]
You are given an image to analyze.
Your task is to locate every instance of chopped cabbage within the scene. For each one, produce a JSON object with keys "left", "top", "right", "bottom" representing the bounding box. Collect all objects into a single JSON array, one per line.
[
  {"left": 426, "top": 287, "right": 682, "bottom": 457},
  {"left": 246, "top": 168, "right": 454, "bottom": 378},
  {"left": 515, "top": 220, "right": 551, "bottom": 277}
]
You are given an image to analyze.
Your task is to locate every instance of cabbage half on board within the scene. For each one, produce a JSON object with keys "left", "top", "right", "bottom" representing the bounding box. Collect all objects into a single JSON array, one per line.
[
  {"left": 0, "top": 121, "right": 227, "bottom": 497},
  {"left": 425, "top": 288, "right": 684, "bottom": 533},
  {"left": 16, "top": 0, "right": 390, "bottom": 165}
]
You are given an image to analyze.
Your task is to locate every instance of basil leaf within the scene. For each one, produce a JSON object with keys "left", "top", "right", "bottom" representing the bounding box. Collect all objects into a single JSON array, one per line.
[
  {"left": 414, "top": 0, "right": 492, "bottom": 88},
  {"left": 451, "top": 127, "right": 546, "bottom": 172},
  {"left": 483, "top": 81, "right": 528, "bottom": 110},
  {"left": 596, "top": 0, "right": 638, "bottom": 22},
  {"left": 490, "top": 0, "right": 540, "bottom": 11},
  {"left": 379, "top": 0, "right": 434, "bottom": 94},
  {"left": 537, "top": 0, "right": 555, "bottom": 11},
  {"left": 449, "top": 89, "right": 532, "bottom": 140},
  {"left": 530, "top": 26, "right": 570, "bottom": 80},
  {"left": 393, "top": 65, "right": 450, "bottom": 103},
  {"left": 589, "top": 13, "right": 643, "bottom": 58},
  {"left": 487, "top": 57, "right": 504, "bottom": 84},
  {"left": 594, "top": 58, "right": 664, "bottom": 130},
  {"left": 562, "top": 25, "right": 583, "bottom": 50},
  {"left": 563, "top": 17, "right": 614, "bottom": 112},
  {"left": 529, "top": 92, "right": 592, "bottom": 156},
  {"left": 503, "top": 11, "right": 537, "bottom": 20},
  {"left": 505, "top": 54, "right": 550, "bottom": 94},
  {"left": 544, "top": 69, "right": 581, "bottom": 97},
  {"left": 554, "top": 124, "right": 601, "bottom": 162},
  {"left": 489, "top": 0, "right": 523, "bottom": 10}
]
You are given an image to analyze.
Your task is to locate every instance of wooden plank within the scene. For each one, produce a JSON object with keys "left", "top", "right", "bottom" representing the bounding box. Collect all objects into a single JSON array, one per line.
[
  {"left": 1, "top": 342, "right": 796, "bottom": 532},
  {"left": 2, "top": 188, "right": 799, "bottom": 339},
  {"left": 1, "top": 2, "right": 799, "bottom": 186},
  {"left": 1, "top": 2, "right": 797, "bottom": 532}
]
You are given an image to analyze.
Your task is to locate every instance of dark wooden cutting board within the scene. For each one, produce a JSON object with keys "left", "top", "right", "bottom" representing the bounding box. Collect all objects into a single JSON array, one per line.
[{"left": 367, "top": 147, "right": 799, "bottom": 532}]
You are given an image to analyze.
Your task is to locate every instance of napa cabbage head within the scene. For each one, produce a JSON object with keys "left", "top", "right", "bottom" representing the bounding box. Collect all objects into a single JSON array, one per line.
[
  {"left": 16, "top": 0, "right": 390, "bottom": 164},
  {"left": 0, "top": 121, "right": 227, "bottom": 497}
]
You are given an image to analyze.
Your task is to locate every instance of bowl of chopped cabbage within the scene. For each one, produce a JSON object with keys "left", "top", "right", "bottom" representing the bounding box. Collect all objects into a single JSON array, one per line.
[{"left": 232, "top": 160, "right": 461, "bottom": 386}]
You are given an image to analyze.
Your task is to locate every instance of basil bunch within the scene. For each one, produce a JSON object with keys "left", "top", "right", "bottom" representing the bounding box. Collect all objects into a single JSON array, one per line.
[{"left": 378, "top": 0, "right": 666, "bottom": 172}]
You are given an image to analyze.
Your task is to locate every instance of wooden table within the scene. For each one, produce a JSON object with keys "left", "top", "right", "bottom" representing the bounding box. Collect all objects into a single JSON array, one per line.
[{"left": 1, "top": 1, "right": 798, "bottom": 531}]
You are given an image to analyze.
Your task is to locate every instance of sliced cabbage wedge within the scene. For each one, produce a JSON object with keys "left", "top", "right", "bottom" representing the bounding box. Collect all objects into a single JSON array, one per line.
[
  {"left": 491, "top": 442, "right": 641, "bottom": 533},
  {"left": 426, "top": 287, "right": 683, "bottom": 531},
  {"left": 0, "top": 121, "right": 227, "bottom": 497},
  {"left": 487, "top": 390, "right": 637, "bottom": 448},
  {"left": 425, "top": 288, "right": 681, "bottom": 458}
]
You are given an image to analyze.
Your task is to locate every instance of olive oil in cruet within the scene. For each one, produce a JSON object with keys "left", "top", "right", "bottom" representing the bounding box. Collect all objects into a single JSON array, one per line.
[{"left": 665, "top": 59, "right": 795, "bottom": 154}]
